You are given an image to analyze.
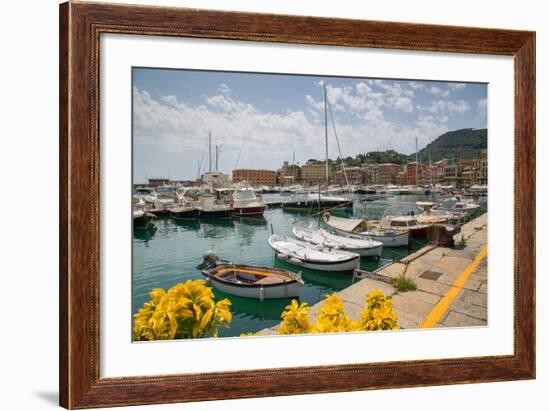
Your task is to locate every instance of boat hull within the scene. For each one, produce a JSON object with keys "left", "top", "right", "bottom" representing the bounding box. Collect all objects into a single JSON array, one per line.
[
  {"left": 205, "top": 276, "right": 302, "bottom": 299},
  {"left": 410, "top": 226, "right": 430, "bottom": 238},
  {"left": 283, "top": 199, "right": 352, "bottom": 211},
  {"left": 330, "top": 227, "right": 409, "bottom": 247},
  {"left": 149, "top": 208, "right": 170, "bottom": 217},
  {"left": 275, "top": 252, "right": 359, "bottom": 272},
  {"left": 232, "top": 205, "right": 265, "bottom": 217},
  {"left": 171, "top": 208, "right": 200, "bottom": 220},
  {"left": 293, "top": 228, "right": 383, "bottom": 258},
  {"left": 200, "top": 209, "right": 232, "bottom": 218},
  {"left": 353, "top": 244, "right": 383, "bottom": 257},
  {"left": 133, "top": 213, "right": 154, "bottom": 228}
]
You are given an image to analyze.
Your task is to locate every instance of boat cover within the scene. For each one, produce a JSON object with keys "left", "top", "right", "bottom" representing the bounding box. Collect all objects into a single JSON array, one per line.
[{"left": 324, "top": 215, "right": 364, "bottom": 232}]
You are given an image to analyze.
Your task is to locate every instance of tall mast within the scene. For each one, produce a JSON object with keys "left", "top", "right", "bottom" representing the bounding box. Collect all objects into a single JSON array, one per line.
[
  {"left": 208, "top": 131, "right": 212, "bottom": 172},
  {"left": 324, "top": 83, "right": 329, "bottom": 188},
  {"left": 428, "top": 149, "right": 432, "bottom": 187},
  {"left": 215, "top": 145, "right": 219, "bottom": 172},
  {"left": 415, "top": 136, "right": 419, "bottom": 186}
]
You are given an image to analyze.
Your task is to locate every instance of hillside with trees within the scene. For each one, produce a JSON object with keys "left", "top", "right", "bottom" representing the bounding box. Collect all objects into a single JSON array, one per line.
[
  {"left": 416, "top": 128, "right": 487, "bottom": 162},
  {"left": 308, "top": 128, "right": 487, "bottom": 166}
]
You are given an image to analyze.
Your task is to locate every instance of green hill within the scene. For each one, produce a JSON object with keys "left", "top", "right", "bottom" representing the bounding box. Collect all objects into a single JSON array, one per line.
[
  {"left": 309, "top": 128, "right": 487, "bottom": 166},
  {"left": 416, "top": 128, "right": 487, "bottom": 162}
]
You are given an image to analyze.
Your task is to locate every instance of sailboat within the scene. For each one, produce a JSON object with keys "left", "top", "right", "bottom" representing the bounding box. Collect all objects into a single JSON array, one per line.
[{"left": 283, "top": 83, "right": 352, "bottom": 212}]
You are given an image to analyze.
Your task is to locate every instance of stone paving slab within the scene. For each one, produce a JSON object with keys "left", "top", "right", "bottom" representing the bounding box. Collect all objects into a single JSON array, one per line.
[{"left": 441, "top": 311, "right": 487, "bottom": 328}]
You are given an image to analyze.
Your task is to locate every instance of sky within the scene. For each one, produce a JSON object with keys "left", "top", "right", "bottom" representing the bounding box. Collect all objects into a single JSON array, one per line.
[{"left": 133, "top": 68, "right": 487, "bottom": 183}]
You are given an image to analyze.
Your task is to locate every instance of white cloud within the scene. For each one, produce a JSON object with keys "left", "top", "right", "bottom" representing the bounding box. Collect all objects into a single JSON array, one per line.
[
  {"left": 477, "top": 98, "right": 487, "bottom": 109},
  {"left": 219, "top": 83, "right": 231, "bottom": 94},
  {"left": 448, "top": 83, "right": 467, "bottom": 91},
  {"left": 134, "top": 82, "right": 451, "bottom": 178},
  {"left": 420, "top": 99, "right": 470, "bottom": 114},
  {"left": 408, "top": 81, "right": 424, "bottom": 91},
  {"left": 447, "top": 99, "right": 471, "bottom": 113},
  {"left": 429, "top": 86, "right": 450, "bottom": 98}
]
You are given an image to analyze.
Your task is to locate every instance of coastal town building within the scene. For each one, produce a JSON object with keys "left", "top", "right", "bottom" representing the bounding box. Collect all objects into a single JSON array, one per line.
[
  {"left": 362, "top": 164, "right": 379, "bottom": 185},
  {"left": 301, "top": 162, "right": 331, "bottom": 185},
  {"left": 201, "top": 171, "right": 230, "bottom": 187},
  {"left": 280, "top": 161, "right": 301, "bottom": 186},
  {"left": 404, "top": 162, "right": 428, "bottom": 186},
  {"left": 232, "top": 169, "right": 277, "bottom": 186},
  {"left": 376, "top": 163, "right": 402, "bottom": 185},
  {"left": 334, "top": 166, "right": 363, "bottom": 185}
]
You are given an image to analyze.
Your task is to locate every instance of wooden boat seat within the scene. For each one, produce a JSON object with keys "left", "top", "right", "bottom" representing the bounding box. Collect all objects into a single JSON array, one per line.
[{"left": 255, "top": 276, "right": 287, "bottom": 285}]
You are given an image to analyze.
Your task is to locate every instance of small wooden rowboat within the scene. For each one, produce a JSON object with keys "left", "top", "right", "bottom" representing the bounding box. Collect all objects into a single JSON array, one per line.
[{"left": 202, "top": 264, "right": 303, "bottom": 300}]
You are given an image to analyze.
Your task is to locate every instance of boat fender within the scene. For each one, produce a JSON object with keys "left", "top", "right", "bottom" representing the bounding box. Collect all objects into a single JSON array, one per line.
[
  {"left": 259, "top": 286, "right": 265, "bottom": 302},
  {"left": 289, "top": 257, "right": 303, "bottom": 266},
  {"left": 277, "top": 253, "right": 289, "bottom": 260}
]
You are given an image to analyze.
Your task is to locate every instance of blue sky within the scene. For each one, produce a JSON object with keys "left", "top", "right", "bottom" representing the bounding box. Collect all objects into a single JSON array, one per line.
[{"left": 133, "top": 68, "right": 487, "bottom": 182}]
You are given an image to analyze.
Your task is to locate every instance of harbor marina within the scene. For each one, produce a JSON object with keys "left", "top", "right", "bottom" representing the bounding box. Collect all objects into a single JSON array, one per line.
[{"left": 133, "top": 193, "right": 486, "bottom": 337}]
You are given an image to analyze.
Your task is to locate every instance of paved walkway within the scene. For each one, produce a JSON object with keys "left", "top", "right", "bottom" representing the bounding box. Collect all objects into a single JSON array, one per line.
[{"left": 258, "top": 213, "right": 488, "bottom": 335}]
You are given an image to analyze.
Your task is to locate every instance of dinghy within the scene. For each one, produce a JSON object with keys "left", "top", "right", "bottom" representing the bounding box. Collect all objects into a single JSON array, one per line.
[
  {"left": 292, "top": 226, "right": 383, "bottom": 258},
  {"left": 268, "top": 234, "right": 360, "bottom": 272},
  {"left": 322, "top": 213, "right": 409, "bottom": 247},
  {"left": 202, "top": 263, "right": 303, "bottom": 300}
]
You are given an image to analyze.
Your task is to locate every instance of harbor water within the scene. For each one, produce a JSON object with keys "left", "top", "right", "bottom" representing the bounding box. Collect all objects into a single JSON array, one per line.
[{"left": 132, "top": 193, "right": 486, "bottom": 337}]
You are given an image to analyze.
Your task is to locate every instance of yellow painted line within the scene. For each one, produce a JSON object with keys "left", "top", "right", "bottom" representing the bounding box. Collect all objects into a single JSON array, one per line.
[{"left": 420, "top": 245, "right": 488, "bottom": 328}]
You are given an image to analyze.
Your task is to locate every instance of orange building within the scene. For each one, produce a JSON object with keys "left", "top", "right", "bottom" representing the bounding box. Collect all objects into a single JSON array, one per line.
[
  {"left": 376, "top": 163, "right": 403, "bottom": 185},
  {"left": 301, "top": 162, "right": 330, "bottom": 185},
  {"left": 232, "top": 169, "right": 277, "bottom": 186}
]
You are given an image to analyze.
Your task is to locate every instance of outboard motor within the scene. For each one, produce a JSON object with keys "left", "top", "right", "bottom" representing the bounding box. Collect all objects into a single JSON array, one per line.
[
  {"left": 197, "top": 251, "right": 226, "bottom": 270},
  {"left": 433, "top": 224, "right": 461, "bottom": 247}
]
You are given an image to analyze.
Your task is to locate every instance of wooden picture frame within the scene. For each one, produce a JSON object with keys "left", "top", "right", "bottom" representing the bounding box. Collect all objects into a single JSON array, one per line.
[{"left": 59, "top": 1, "right": 535, "bottom": 408}]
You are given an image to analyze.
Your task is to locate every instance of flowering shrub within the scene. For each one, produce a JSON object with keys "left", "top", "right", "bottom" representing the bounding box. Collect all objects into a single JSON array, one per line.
[
  {"left": 356, "top": 290, "right": 399, "bottom": 331},
  {"left": 278, "top": 290, "right": 398, "bottom": 335},
  {"left": 133, "top": 279, "right": 232, "bottom": 341},
  {"left": 278, "top": 300, "right": 313, "bottom": 334}
]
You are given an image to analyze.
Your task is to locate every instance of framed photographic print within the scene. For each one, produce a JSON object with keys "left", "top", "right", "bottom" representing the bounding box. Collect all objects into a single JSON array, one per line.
[{"left": 59, "top": 1, "right": 535, "bottom": 408}]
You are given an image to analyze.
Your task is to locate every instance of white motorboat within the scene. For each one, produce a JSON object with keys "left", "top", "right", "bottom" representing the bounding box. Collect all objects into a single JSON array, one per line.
[
  {"left": 268, "top": 234, "right": 360, "bottom": 272},
  {"left": 232, "top": 187, "right": 265, "bottom": 217},
  {"left": 468, "top": 185, "right": 488, "bottom": 196},
  {"left": 386, "top": 185, "right": 410, "bottom": 195},
  {"left": 132, "top": 196, "right": 155, "bottom": 228},
  {"left": 202, "top": 263, "right": 303, "bottom": 300},
  {"left": 197, "top": 193, "right": 232, "bottom": 218},
  {"left": 432, "top": 196, "right": 480, "bottom": 215},
  {"left": 415, "top": 201, "right": 464, "bottom": 224},
  {"left": 378, "top": 215, "right": 431, "bottom": 238},
  {"left": 292, "top": 226, "right": 383, "bottom": 258},
  {"left": 134, "top": 187, "right": 158, "bottom": 209},
  {"left": 322, "top": 213, "right": 410, "bottom": 247}
]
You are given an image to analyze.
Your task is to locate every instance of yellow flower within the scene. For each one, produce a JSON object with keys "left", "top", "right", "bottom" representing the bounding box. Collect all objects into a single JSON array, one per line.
[
  {"left": 278, "top": 300, "right": 313, "bottom": 334},
  {"left": 133, "top": 279, "right": 232, "bottom": 341}
]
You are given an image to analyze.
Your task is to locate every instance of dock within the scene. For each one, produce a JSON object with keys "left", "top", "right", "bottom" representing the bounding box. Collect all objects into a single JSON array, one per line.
[{"left": 258, "top": 213, "right": 488, "bottom": 335}]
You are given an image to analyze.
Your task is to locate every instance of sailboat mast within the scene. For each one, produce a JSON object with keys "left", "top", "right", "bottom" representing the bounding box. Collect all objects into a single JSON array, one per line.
[
  {"left": 208, "top": 131, "right": 212, "bottom": 172},
  {"left": 324, "top": 83, "right": 329, "bottom": 189},
  {"left": 215, "top": 145, "right": 219, "bottom": 172},
  {"left": 429, "top": 149, "right": 432, "bottom": 187},
  {"left": 415, "top": 136, "right": 419, "bottom": 186}
]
